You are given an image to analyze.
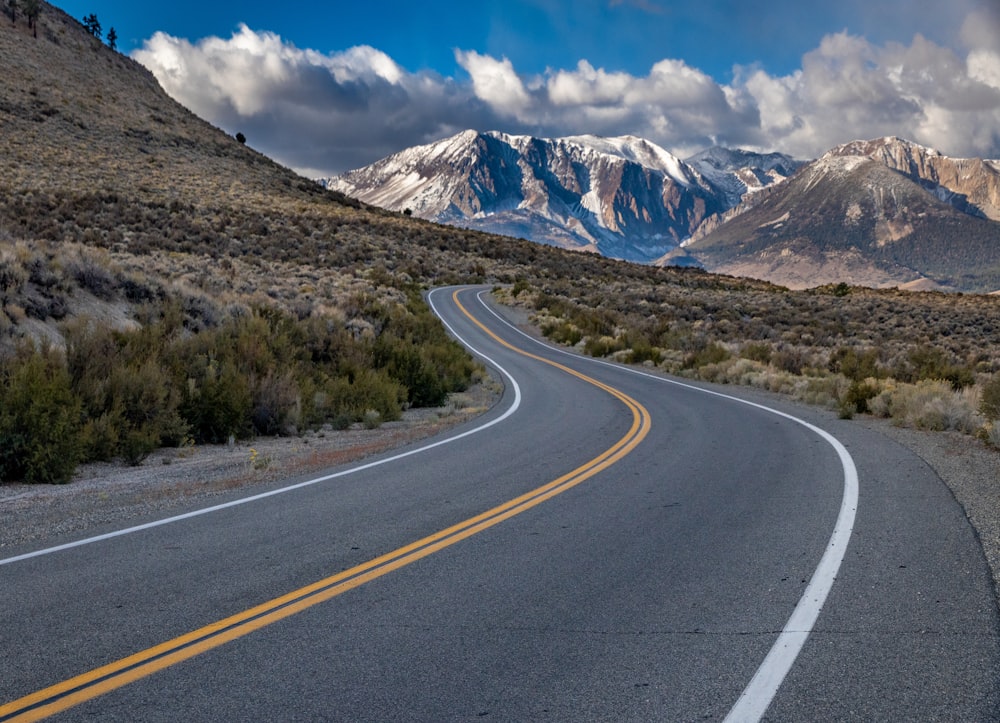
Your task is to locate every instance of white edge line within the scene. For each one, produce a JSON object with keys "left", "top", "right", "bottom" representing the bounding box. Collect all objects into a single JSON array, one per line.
[
  {"left": 474, "top": 289, "right": 859, "bottom": 722},
  {"left": 0, "top": 288, "right": 520, "bottom": 568}
]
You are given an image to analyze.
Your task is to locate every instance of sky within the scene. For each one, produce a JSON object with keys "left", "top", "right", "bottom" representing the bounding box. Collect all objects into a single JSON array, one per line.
[{"left": 58, "top": 0, "right": 1000, "bottom": 178}]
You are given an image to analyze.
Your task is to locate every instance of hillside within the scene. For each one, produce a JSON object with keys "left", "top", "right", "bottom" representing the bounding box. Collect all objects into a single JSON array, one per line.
[{"left": 2, "top": 1, "right": 1000, "bottom": 485}]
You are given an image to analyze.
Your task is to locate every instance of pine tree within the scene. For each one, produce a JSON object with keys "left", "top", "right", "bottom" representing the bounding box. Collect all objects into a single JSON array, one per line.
[
  {"left": 82, "top": 13, "right": 101, "bottom": 38},
  {"left": 107, "top": 26, "right": 117, "bottom": 51},
  {"left": 23, "top": 0, "right": 39, "bottom": 37}
]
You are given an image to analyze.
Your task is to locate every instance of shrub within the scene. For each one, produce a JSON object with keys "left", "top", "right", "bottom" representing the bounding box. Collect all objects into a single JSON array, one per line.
[
  {"left": 879, "top": 380, "right": 980, "bottom": 431},
  {"left": 838, "top": 378, "right": 881, "bottom": 417},
  {"left": 584, "top": 335, "right": 625, "bottom": 357},
  {"left": 987, "top": 422, "right": 1000, "bottom": 448},
  {"left": 542, "top": 321, "right": 582, "bottom": 346},
  {"left": 325, "top": 370, "right": 405, "bottom": 422},
  {"left": 981, "top": 374, "right": 1000, "bottom": 421},
  {"left": 896, "top": 345, "right": 975, "bottom": 390},
  {"left": 250, "top": 371, "right": 301, "bottom": 436},
  {"left": 683, "top": 342, "right": 730, "bottom": 369},
  {"left": 180, "top": 356, "right": 252, "bottom": 443},
  {"left": 741, "top": 342, "right": 773, "bottom": 364},
  {"left": 0, "top": 346, "right": 82, "bottom": 483},
  {"left": 829, "top": 346, "right": 882, "bottom": 381}
]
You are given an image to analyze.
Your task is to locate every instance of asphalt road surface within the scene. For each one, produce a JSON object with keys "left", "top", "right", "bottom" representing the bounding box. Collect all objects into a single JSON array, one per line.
[{"left": 1, "top": 286, "right": 998, "bottom": 721}]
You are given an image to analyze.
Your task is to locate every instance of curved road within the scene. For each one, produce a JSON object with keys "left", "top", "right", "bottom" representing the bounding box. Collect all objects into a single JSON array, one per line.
[{"left": 1, "top": 286, "right": 998, "bottom": 720}]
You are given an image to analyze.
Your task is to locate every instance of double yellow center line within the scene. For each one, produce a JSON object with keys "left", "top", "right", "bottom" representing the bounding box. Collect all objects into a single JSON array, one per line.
[{"left": 1, "top": 289, "right": 651, "bottom": 721}]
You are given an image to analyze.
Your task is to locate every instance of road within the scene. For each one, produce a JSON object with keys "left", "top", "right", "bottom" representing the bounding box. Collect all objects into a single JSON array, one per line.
[{"left": 1, "top": 285, "right": 998, "bottom": 721}]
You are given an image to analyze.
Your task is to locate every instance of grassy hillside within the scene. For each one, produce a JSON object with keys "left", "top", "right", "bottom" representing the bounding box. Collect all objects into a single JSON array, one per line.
[{"left": 2, "top": 1, "right": 1000, "bottom": 483}]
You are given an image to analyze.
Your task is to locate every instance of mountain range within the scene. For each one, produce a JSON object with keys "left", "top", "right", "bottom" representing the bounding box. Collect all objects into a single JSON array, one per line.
[
  {"left": 321, "top": 131, "right": 802, "bottom": 264},
  {"left": 325, "top": 132, "right": 1000, "bottom": 292}
]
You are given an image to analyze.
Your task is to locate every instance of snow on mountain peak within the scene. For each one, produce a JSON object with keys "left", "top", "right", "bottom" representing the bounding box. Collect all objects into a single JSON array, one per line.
[{"left": 560, "top": 134, "right": 693, "bottom": 185}]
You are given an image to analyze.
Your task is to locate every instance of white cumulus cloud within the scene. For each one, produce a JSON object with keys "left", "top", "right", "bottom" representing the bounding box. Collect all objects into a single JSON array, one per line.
[{"left": 132, "top": 14, "right": 1000, "bottom": 177}]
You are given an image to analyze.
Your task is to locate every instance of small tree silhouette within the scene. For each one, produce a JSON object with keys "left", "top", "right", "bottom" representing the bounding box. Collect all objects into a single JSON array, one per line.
[
  {"left": 107, "top": 26, "right": 117, "bottom": 51},
  {"left": 23, "top": 0, "right": 40, "bottom": 36},
  {"left": 82, "top": 13, "right": 101, "bottom": 38},
  {"left": 235, "top": 132, "right": 246, "bottom": 145}
]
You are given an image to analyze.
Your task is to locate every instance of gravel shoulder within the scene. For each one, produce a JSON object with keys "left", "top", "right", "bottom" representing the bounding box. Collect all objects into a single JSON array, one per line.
[
  {"left": 859, "top": 418, "right": 1000, "bottom": 597},
  {"left": 0, "top": 383, "right": 498, "bottom": 551}
]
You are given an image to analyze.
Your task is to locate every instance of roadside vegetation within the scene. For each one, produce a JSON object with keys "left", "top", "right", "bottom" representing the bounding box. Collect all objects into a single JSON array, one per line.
[
  {"left": 0, "top": 239, "right": 478, "bottom": 483},
  {"left": 495, "top": 276, "right": 1000, "bottom": 450}
]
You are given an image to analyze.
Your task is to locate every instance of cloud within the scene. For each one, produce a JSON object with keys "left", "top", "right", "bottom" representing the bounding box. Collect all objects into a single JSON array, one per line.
[
  {"left": 733, "top": 29, "right": 1000, "bottom": 159},
  {"left": 134, "top": 25, "right": 496, "bottom": 176},
  {"left": 454, "top": 50, "right": 531, "bottom": 113},
  {"left": 133, "top": 16, "right": 1000, "bottom": 177}
]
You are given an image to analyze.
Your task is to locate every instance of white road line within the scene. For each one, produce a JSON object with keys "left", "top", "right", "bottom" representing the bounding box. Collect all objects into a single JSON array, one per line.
[
  {"left": 0, "top": 288, "right": 519, "bottom": 568},
  {"left": 472, "top": 289, "right": 859, "bottom": 722}
]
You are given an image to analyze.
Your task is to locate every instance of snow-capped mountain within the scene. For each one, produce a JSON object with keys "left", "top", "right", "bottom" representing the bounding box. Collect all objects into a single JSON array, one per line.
[
  {"left": 684, "top": 147, "right": 804, "bottom": 207},
  {"left": 824, "top": 136, "right": 1000, "bottom": 221},
  {"left": 322, "top": 130, "right": 734, "bottom": 262},
  {"left": 682, "top": 137, "right": 1000, "bottom": 291}
]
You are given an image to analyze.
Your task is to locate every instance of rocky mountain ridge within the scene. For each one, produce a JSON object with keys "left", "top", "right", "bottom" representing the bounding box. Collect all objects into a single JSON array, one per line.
[
  {"left": 325, "top": 130, "right": 1000, "bottom": 291},
  {"left": 322, "top": 131, "right": 798, "bottom": 262},
  {"left": 684, "top": 137, "right": 1000, "bottom": 291}
]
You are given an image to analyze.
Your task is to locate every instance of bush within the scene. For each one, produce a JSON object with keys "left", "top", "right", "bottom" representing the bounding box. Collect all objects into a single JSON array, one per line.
[
  {"left": 250, "top": 371, "right": 301, "bottom": 436},
  {"left": 987, "top": 422, "right": 1000, "bottom": 448},
  {"left": 0, "top": 346, "right": 82, "bottom": 483},
  {"left": 830, "top": 346, "right": 882, "bottom": 381},
  {"left": 896, "top": 345, "right": 975, "bottom": 390},
  {"left": 741, "top": 342, "right": 773, "bottom": 364},
  {"left": 981, "top": 374, "right": 1000, "bottom": 421},
  {"left": 877, "top": 380, "right": 981, "bottom": 431},
  {"left": 838, "top": 379, "right": 881, "bottom": 417},
  {"left": 180, "top": 356, "right": 252, "bottom": 443},
  {"left": 683, "top": 342, "right": 730, "bottom": 369}
]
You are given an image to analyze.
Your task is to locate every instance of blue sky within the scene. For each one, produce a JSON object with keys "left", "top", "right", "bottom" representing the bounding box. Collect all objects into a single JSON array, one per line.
[{"left": 56, "top": 1, "right": 1000, "bottom": 176}]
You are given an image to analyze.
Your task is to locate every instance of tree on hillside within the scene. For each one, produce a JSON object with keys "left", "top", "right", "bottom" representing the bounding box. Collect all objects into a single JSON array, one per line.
[
  {"left": 107, "top": 26, "right": 117, "bottom": 51},
  {"left": 82, "top": 13, "right": 101, "bottom": 38},
  {"left": 9, "top": 0, "right": 18, "bottom": 26},
  {"left": 23, "top": 0, "right": 39, "bottom": 37}
]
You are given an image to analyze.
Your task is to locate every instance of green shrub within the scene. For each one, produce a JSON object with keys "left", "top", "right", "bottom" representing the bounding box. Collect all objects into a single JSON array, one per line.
[
  {"left": 741, "top": 342, "right": 773, "bottom": 364},
  {"left": 0, "top": 346, "right": 82, "bottom": 483},
  {"left": 584, "top": 335, "right": 625, "bottom": 357},
  {"left": 830, "top": 346, "right": 882, "bottom": 381},
  {"left": 981, "top": 374, "right": 1000, "bottom": 421},
  {"left": 542, "top": 321, "right": 583, "bottom": 346},
  {"left": 838, "top": 379, "right": 881, "bottom": 418},
  {"left": 325, "top": 370, "right": 405, "bottom": 422},
  {"left": 683, "top": 342, "right": 730, "bottom": 369},
  {"left": 896, "top": 345, "right": 975, "bottom": 390},
  {"left": 180, "top": 356, "right": 252, "bottom": 443},
  {"left": 67, "top": 321, "right": 188, "bottom": 462}
]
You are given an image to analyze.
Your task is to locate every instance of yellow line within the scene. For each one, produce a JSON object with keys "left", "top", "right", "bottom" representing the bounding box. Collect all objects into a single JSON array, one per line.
[{"left": 0, "top": 287, "right": 652, "bottom": 722}]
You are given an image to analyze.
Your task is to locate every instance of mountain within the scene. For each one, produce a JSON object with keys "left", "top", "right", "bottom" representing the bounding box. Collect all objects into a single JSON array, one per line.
[
  {"left": 681, "top": 137, "right": 1000, "bottom": 291},
  {"left": 684, "top": 147, "right": 805, "bottom": 207},
  {"left": 323, "top": 131, "right": 737, "bottom": 262}
]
